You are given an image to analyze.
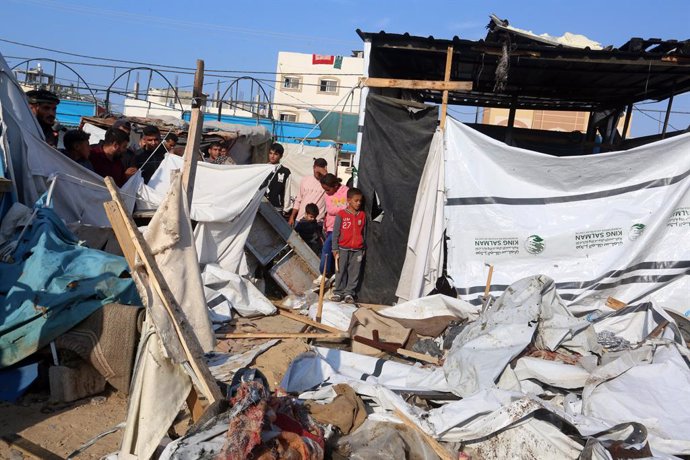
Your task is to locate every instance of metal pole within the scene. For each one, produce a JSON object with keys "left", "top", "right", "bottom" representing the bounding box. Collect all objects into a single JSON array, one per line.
[
  {"left": 621, "top": 104, "right": 633, "bottom": 141},
  {"left": 661, "top": 93, "right": 675, "bottom": 139}
]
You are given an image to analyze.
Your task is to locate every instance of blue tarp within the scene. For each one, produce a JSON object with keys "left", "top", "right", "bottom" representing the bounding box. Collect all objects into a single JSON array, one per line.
[{"left": 0, "top": 207, "right": 139, "bottom": 368}]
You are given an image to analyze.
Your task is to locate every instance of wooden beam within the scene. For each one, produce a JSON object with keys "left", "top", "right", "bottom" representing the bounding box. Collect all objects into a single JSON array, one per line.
[
  {"left": 102, "top": 178, "right": 222, "bottom": 404},
  {"left": 103, "top": 200, "right": 136, "bottom": 268},
  {"left": 181, "top": 59, "right": 205, "bottom": 205},
  {"left": 216, "top": 332, "right": 347, "bottom": 340},
  {"left": 276, "top": 307, "right": 348, "bottom": 336},
  {"left": 396, "top": 348, "right": 440, "bottom": 365},
  {"left": 439, "top": 45, "right": 454, "bottom": 130},
  {"left": 361, "top": 77, "right": 471, "bottom": 92},
  {"left": 621, "top": 104, "right": 633, "bottom": 141}
]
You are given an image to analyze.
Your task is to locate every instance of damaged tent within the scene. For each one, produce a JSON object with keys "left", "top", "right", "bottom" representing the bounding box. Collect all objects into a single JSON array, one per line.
[{"left": 398, "top": 118, "right": 690, "bottom": 317}]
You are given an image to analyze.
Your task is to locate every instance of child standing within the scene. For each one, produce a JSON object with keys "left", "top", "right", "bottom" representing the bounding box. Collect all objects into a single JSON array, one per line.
[
  {"left": 294, "top": 203, "right": 323, "bottom": 255},
  {"left": 331, "top": 188, "right": 366, "bottom": 303}
]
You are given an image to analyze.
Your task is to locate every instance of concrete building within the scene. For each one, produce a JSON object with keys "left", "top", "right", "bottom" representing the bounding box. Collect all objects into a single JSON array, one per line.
[
  {"left": 272, "top": 51, "right": 364, "bottom": 124},
  {"left": 482, "top": 107, "right": 629, "bottom": 134}
]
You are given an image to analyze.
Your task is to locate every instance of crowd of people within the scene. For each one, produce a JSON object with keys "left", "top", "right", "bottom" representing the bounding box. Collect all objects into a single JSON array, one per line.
[{"left": 27, "top": 89, "right": 368, "bottom": 303}]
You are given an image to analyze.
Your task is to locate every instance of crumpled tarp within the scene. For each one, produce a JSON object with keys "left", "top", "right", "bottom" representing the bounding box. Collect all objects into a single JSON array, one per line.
[
  {"left": 444, "top": 275, "right": 599, "bottom": 397},
  {"left": 0, "top": 53, "right": 141, "bottom": 226},
  {"left": 283, "top": 274, "right": 690, "bottom": 457},
  {"left": 0, "top": 207, "right": 138, "bottom": 368}
]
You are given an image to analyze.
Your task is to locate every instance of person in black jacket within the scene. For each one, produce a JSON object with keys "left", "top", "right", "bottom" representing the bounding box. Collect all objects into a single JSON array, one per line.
[
  {"left": 294, "top": 203, "right": 323, "bottom": 255},
  {"left": 262, "top": 142, "right": 291, "bottom": 213}
]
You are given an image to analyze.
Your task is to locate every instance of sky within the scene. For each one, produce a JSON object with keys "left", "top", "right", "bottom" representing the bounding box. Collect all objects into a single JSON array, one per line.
[{"left": 2, "top": 0, "right": 689, "bottom": 136}]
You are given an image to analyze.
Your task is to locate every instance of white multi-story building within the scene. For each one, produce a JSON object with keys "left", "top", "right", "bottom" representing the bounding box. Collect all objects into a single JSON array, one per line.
[{"left": 272, "top": 51, "right": 364, "bottom": 124}]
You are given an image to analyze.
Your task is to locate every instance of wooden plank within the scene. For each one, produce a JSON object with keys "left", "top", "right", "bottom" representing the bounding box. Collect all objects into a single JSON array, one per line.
[
  {"left": 361, "top": 77, "right": 471, "bottom": 92},
  {"left": 396, "top": 348, "right": 440, "bottom": 365},
  {"left": 1, "top": 434, "right": 64, "bottom": 460},
  {"left": 186, "top": 388, "right": 207, "bottom": 422},
  {"left": 439, "top": 45, "right": 454, "bottom": 130},
  {"left": 393, "top": 408, "right": 455, "bottom": 460},
  {"left": 316, "top": 264, "right": 327, "bottom": 322},
  {"left": 216, "top": 332, "right": 346, "bottom": 339},
  {"left": 102, "top": 177, "right": 222, "bottom": 404},
  {"left": 181, "top": 59, "right": 205, "bottom": 205},
  {"left": 276, "top": 307, "right": 348, "bottom": 335},
  {"left": 103, "top": 201, "right": 136, "bottom": 267}
]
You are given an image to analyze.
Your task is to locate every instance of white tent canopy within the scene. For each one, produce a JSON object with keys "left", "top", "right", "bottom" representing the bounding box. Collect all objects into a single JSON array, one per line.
[{"left": 398, "top": 117, "right": 690, "bottom": 317}]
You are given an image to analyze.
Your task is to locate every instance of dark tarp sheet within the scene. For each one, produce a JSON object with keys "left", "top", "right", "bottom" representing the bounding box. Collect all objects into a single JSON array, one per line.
[
  {"left": 357, "top": 94, "right": 438, "bottom": 304},
  {"left": 0, "top": 207, "right": 139, "bottom": 368}
]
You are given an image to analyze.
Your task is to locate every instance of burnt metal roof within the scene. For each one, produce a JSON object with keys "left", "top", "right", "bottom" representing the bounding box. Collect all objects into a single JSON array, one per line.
[{"left": 357, "top": 16, "right": 690, "bottom": 111}]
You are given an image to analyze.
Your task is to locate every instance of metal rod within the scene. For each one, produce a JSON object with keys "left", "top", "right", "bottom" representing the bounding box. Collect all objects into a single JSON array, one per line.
[
  {"left": 661, "top": 93, "right": 675, "bottom": 139},
  {"left": 621, "top": 104, "right": 633, "bottom": 141}
]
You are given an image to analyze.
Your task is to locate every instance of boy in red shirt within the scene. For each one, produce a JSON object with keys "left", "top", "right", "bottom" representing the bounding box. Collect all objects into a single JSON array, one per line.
[{"left": 331, "top": 188, "right": 367, "bottom": 303}]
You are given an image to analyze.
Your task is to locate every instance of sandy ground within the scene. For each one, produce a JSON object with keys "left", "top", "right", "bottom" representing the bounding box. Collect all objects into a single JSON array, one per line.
[
  {"left": 0, "top": 389, "right": 127, "bottom": 459},
  {"left": 0, "top": 312, "right": 324, "bottom": 459}
]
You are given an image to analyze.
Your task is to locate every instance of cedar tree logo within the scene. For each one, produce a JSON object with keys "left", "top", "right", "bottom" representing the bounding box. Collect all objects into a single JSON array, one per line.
[
  {"left": 629, "top": 223, "right": 645, "bottom": 241},
  {"left": 525, "top": 235, "right": 545, "bottom": 255}
]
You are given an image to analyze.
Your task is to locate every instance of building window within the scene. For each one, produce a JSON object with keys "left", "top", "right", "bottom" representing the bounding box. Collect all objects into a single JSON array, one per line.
[
  {"left": 279, "top": 112, "right": 297, "bottom": 122},
  {"left": 318, "top": 78, "right": 338, "bottom": 94},
  {"left": 282, "top": 76, "right": 301, "bottom": 91}
]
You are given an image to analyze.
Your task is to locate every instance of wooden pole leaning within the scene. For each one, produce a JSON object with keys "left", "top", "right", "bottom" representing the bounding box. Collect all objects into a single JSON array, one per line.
[
  {"left": 439, "top": 45, "right": 454, "bottom": 130},
  {"left": 102, "top": 177, "right": 222, "bottom": 404},
  {"left": 181, "top": 59, "right": 205, "bottom": 204}
]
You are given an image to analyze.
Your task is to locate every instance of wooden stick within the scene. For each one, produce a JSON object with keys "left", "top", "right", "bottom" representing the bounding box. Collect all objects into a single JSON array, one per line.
[
  {"left": 439, "top": 45, "right": 454, "bottom": 130},
  {"left": 316, "top": 262, "right": 328, "bottom": 323},
  {"left": 396, "top": 348, "right": 441, "bottom": 366},
  {"left": 181, "top": 59, "right": 205, "bottom": 205},
  {"left": 103, "top": 178, "right": 221, "bottom": 404},
  {"left": 277, "top": 307, "right": 347, "bottom": 335},
  {"left": 483, "top": 264, "right": 494, "bottom": 298},
  {"left": 216, "top": 332, "right": 346, "bottom": 339},
  {"left": 647, "top": 320, "right": 670, "bottom": 339},
  {"left": 361, "top": 77, "right": 471, "bottom": 92},
  {"left": 606, "top": 296, "right": 627, "bottom": 310},
  {"left": 393, "top": 408, "right": 455, "bottom": 460}
]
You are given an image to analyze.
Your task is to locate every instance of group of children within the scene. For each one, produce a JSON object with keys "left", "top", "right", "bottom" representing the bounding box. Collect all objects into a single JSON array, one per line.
[{"left": 294, "top": 186, "right": 367, "bottom": 304}]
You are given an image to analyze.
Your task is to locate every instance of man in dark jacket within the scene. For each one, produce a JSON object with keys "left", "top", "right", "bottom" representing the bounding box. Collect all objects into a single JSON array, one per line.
[
  {"left": 261, "top": 142, "right": 291, "bottom": 214},
  {"left": 26, "top": 89, "right": 60, "bottom": 147}
]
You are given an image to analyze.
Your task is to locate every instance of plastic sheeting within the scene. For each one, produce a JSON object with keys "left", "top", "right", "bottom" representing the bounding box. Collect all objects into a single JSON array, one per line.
[
  {"left": 396, "top": 129, "right": 445, "bottom": 302},
  {"left": 120, "top": 172, "right": 214, "bottom": 459},
  {"left": 281, "top": 143, "right": 337, "bottom": 213},
  {"left": 444, "top": 275, "right": 599, "bottom": 397},
  {"left": 201, "top": 263, "right": 276, "bottom": 318},
  {"left": 0, "top": 207, "right": 138, "bottom": 368},
  {"left": 357, "top": 95, "right": 438, "bottom": 305},
  {"left": 0, "top": 53, "right": 140, "bottom": 226},
  {"left": 441, "top": 117, "right": 690, "bottom": 315},
  {"left": 282, "top": 275, "right": 690, "bottom": 457},
  {"left": 139, "top": 153, "right": 274, "bottom": 274}
]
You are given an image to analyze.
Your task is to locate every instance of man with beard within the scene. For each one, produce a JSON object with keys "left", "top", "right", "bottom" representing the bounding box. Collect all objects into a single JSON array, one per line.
[
  {"left": 90, "top": 128, "right": 130, "bottom": 187},
  {"left": 135, "top": 125, "right": 165, "bottom": 183},
  {"left": 26, "top": 89, "right": 60, "bottom": 147}
]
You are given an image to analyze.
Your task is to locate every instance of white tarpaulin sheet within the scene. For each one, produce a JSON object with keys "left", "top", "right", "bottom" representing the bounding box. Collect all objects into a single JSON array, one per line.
[
  {"left": 0, "top": 53, "right": 140, "bottom": 226},
  {"left": 139, "top": 153, "right": 274, "bottom": 274},
  {"left": 281, "top": 143, "right": 337, "bottom": 212},
  {"left": 440, "top": 117, "right": 690, "bottom": 315}
]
